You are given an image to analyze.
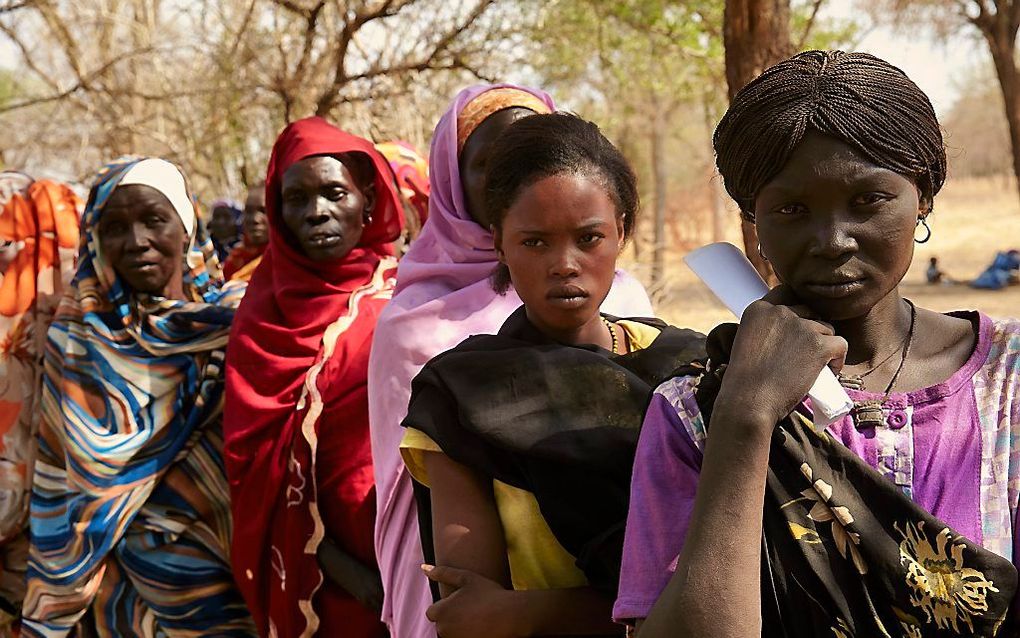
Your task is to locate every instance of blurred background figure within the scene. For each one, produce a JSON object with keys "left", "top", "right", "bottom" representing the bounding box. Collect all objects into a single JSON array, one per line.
[
  {"left": 971, "top": 249, "right": 1020, "bottom": 289},
  {"left": 223, "top": 182, "right": 269, "bottom": 282},
  {"left": 0, "top": 172, "right": 80, "bottom": 634},
  {"left": 377, "top": 140, "right": 430, "bottom": 247},
  {"left": 208, "top": 198, "right": 243, "bottom": 262},
  {"left": 925, "top": 256, "right": 948, "bottom": 284}
]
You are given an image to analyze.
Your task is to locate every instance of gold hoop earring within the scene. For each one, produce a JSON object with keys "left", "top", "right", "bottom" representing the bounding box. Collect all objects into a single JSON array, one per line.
[{"left": 915, "top": 216, "right": 932, "bottom": 244}]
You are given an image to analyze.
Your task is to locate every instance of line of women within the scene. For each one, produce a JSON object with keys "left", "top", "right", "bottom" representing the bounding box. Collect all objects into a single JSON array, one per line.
[{"left": 1, "top": 48, "right": 1017, "bottom": 638}]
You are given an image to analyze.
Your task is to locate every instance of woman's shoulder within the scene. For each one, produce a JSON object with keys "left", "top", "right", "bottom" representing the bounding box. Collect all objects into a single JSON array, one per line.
[
  {"left": 989, "top": 315, "right": 1020, "bottom": 341},
  {"left": 966, "top": 314, "right": 1020, "bottom": 422},
  {"left": 650, "top": 374, "right": 709, "bottom": 451},
  {"left": 984, "top": 314, "right": 1020, "bottom": 375}
]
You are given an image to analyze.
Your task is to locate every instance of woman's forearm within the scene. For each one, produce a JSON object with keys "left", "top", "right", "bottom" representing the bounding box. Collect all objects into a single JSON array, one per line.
[
  {"left": 509, "top": 587, "right": 621, "bottom": 636},
  {"left": 638, "top": 397, "right": 774, "bottom": 638}
]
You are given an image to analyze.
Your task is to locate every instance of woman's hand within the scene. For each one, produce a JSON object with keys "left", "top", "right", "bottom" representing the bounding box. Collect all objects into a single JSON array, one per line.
[
  {"left": 423, "top": 565, "right": 525, "bottom": 638},
  {"left": 720, "top": 285, "right": 848, "bottom": 428}
]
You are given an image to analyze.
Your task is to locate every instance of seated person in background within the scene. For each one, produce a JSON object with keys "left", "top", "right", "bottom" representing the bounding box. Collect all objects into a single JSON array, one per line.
[
  {"left": 924, "top": 256, "right": 946, "bottom": 284},
  {"left": 617, "top": 50, "right": 1020, "bottom": 638},
  {"left": 971, "top": 249, "right": 1020, "bottom": 290},
  {"left": 401, "top": 113, "right": 704, "bottom": 638}
]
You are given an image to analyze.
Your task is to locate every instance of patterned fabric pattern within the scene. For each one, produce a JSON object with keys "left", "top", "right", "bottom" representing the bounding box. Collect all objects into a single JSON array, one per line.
[
  {"left": 21, "top": 158, "right": 254, "bottom": 638},
  {"left": 974, "top": 319, "right": 1020, "bottom": 562},
  {"left": 0, "top": 174, "right": 80, "bottom": 630}
]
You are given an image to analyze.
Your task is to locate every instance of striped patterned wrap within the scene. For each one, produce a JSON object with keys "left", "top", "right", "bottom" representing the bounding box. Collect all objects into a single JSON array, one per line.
[{"left": 22, "top": 158, "right": 256, "bottom": 637}]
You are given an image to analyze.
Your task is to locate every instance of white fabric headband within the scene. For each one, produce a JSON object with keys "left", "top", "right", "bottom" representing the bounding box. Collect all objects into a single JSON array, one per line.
[{"left": 117, "top": 158, "right": 196, "bottom": 236}]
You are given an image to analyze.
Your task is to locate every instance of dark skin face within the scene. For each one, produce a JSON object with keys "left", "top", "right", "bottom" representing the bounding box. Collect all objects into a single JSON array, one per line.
[
  {"left": 754, "top": 133, "right": 928, "bottom": 323},
  {"left": 98, "top": 184, "right": 187, "bottom": 299},
  {"left": 243, "top": 186, "right": 269, "bottom": 247},
  {"left": 459, "top": 107, "right": 536, "bottom": 228},
  {"left": 280, "top": 155, "right": 375, "bottom": 262},
  {"left": 493, "top": 172, "right": 624, "bottom": 348},
  {"left": 209, "top": 206, "right": 239, "bottom": 242},
  {"left": 750, "top": 132, "right": 974, "bottom": 390}
]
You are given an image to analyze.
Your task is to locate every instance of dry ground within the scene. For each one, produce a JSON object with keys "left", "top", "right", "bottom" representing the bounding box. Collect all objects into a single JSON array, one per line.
[{"left": 637, "top": 176, "right": 1020, "bottom": 334}]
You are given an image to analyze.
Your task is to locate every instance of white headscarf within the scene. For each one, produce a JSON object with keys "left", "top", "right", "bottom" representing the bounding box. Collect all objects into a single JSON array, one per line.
[{"left": 118, "top": 158, "right": 196, "bottom": 235}]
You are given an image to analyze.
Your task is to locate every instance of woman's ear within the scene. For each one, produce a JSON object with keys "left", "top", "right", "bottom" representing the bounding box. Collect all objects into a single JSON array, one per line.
[
  {"left": 362, "top": 182, "right": 377, "bottom": 223},
  {"left": 919, "top": 200, "right": 932, "bottom": 219},
  {"left": 492, "top": 225, "right": 507, "bottom": 264},
  {"left": 616, "top": 215, "right": 626, "bottom": 251}
]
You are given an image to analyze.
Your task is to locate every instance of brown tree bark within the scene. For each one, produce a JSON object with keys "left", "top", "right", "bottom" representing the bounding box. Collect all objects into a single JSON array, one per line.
[
  {"left": 651, "top": 93, "right": 668, "bottom": 289},
  {"left": 723, "top": 0, "right": 793, "bottom": 284},
  {"left": 972, "top": 1, "right": 1020, "bottom": 206}
]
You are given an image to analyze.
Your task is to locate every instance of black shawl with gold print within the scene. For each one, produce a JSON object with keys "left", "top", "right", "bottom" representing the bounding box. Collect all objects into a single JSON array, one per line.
[{"left": 694, "top": 325, "right": 1018, "bottom": 638}]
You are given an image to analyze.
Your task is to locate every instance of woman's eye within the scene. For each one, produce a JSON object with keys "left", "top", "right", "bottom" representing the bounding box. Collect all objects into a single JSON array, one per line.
[
  {"left": 852, "top": 192, "right": 890, "bottom": 207},
  {"left": 773, "top": 203, "right": 805, "bottom": 216},
  {"left": 579, "top": 233, "right": 603, "bottom": 245},
  {"left": 144, "top": 215, "right": 165, "bottom": 228},
  {"left": 326, "top": 189, "right": 347, "bottom": 201},
  {"left": 522, "top": 238, "right": 543, "bottom": 248},
  {"left": 103, "top": 222, "right": 125, "bottom": 235}
]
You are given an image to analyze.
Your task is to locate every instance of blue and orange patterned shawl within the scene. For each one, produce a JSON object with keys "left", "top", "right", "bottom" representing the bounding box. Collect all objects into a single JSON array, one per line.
[{"left": 22, "top": 158, "right": 255, "bottom": 637}]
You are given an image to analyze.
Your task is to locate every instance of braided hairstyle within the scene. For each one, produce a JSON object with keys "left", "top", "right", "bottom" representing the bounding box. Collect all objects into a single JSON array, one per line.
[
  {"left": 484, "top": 112, "right": 638, "bottom": 294},
  {"left": 713, "top": 50, "right": 947, "bottom": 221}
]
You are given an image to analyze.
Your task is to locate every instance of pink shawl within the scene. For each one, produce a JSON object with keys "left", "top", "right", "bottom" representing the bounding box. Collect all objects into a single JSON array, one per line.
[{"left": 368, "top": 84, "right": 653, "bottom": 637}]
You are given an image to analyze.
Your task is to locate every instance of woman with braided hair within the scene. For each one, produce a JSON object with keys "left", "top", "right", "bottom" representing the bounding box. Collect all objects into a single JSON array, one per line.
[{"left": 615, "top": 51, "right": 1020, "bottom": 637}]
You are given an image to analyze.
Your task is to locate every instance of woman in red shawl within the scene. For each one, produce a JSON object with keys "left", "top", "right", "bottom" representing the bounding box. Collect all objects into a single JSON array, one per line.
[{"left": 224, "top": 117, "right": 402, "bottom": 638}]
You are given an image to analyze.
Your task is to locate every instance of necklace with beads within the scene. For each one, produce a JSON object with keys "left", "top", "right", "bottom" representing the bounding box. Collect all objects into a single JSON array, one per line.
[
  {"left": 837, "top": 299, "right": 917, "bottom": 430},
  {"left": 601, "top": 316, "right": 619, "bottom": 354}
]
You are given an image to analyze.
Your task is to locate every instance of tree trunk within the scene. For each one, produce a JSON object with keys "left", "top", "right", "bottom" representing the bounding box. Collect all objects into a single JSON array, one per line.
[
  {"left": 984, "top": 27, "right": 1020, "bottom": 208},
  {"left": 702, "top": 93, "right": 726, "bottom": 243},
  {"left": 723, "top": 0, "right": 792, "bottom": 284},
  {"left": 650, "top": 94, "right": 667, "bottom": 289}
]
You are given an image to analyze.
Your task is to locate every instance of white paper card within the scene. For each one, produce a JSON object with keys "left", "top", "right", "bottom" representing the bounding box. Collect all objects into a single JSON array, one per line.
[{"left": 683, "top": 242, "right": 853, "bottom": 428}]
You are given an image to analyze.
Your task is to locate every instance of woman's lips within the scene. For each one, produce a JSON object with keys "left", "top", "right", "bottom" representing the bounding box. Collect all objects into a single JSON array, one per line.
[
  {"left": 803, "top": 278, "right": 866, "bottom": 298},
  {"left": 306, "top": 233, "right": 341, "bottom": 248},
  {"left": 546, "top": 285, "right": 589, "bottom": 309},
  {"left": 124, "top": 260, "right": 160, "bottom": 274}
]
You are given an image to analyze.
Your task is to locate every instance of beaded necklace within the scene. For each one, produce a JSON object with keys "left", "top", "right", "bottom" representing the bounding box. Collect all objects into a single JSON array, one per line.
[{"left": 837, "top": 299, "right": 917, "bottom": 430}]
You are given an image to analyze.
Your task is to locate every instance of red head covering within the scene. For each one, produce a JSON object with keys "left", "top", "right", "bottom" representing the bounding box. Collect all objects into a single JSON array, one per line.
[{"left": 224, "top": 117, "right": 402, "bottom": 637}]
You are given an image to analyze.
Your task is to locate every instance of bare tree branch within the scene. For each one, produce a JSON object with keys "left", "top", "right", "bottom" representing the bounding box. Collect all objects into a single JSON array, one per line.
[
  {"left": 328, "top": 0, "right": 495, "bottom": 97},
  {"left": 0, "top": 0, "right": 37, "bottom": 13},
  {"left": 796, "top": 0, "right": 826, "bottom": 49},
  {"left": 0, "top": 46, "right": 154, "bottom": 114},
  {"left": 0, "top": 20, "right": 61, "bottom": 91}
]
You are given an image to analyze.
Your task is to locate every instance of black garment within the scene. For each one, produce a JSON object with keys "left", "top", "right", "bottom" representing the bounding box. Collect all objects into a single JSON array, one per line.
[
  {"left": 403, "top": 306, "right": 706, "bottom": 595},
  {"left": 694, "top": 324, "right": 1018, "bottom": 638}
]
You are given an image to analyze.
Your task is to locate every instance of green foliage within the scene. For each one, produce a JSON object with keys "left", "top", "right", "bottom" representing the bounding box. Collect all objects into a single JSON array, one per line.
[
  {"left": 0, "top": 69, "right": 19, "bottom": 109},
  {"left": 791, "top": 0, "right": 862, "bottom": 51}
]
